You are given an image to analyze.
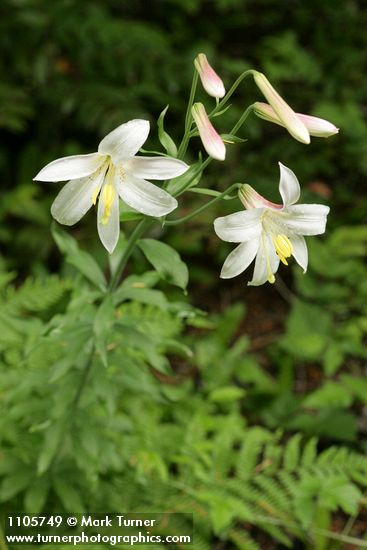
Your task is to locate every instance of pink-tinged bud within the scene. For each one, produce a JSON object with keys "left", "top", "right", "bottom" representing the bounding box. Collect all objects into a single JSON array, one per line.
[
  {"left": 253, "top": 72, "right": 310, "bottom": 144},
  {"left": 239, "top": 184, "right": 282, "bottom": 211},
  {"left": 194, "top": 53, "right": 225, "bottom": 99},
  {"left": 295, "top": 113, "right": 339, "bottom": 138},
  {"left": 254, "top": 102, "right": 339, "bottom": 138},
  {"left": 191, "top": 103, "right": 226, "bottom": 161}
]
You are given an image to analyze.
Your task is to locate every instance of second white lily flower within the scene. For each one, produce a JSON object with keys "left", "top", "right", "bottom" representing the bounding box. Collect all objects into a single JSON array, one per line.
[
  {"left": 34, "top": 119, "right": 189, "bottom": 253},
  {"left": 214, "top": 163, "right": 330, "bottom": 286}
]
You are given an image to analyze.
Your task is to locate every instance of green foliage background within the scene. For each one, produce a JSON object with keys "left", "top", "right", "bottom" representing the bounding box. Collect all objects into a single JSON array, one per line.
[{"left": 1, "top": 0, "right": 367, "bottom": 548}]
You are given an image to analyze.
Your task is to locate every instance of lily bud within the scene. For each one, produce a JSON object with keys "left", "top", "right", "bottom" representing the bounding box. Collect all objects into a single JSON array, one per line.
[
  {"left": 254, "top": 102, "right": 339, "bottom": 138},
  {"left": 191, "top": 103, "right": 226, "bottom": 161},
  {"left": 253, "top": 71, "right": 310, "bottom": 144},
  {"left": 239, "top": 184, "right": 282, "bottom": 210},
  {"left": 194, "top": 53, "right": 225, "bottom": 99}
]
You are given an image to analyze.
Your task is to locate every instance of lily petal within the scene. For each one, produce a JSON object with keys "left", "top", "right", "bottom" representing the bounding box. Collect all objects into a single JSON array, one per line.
[
  {"left": 220, "top": 239, "right": 260, "bottom": 279},
  {"left": 291, "top": 234, "right": 308, "bottom": 273},
  {"left": 98, "top": 119, "right": 150, "bottom": 164},
  {"left": 214, "top": 209, "right": 263, "bottom": 243},
  {"left": 248, "top": 235, "right": 280, "bottom": 286},
  {"left": 51, "top": 170, "right": 105, "bottom": 226},
  {"left": 283, "top": 204, "right": 330, "bottom": 235},
  {"left": 116, "top": 173, "right": 177, "bottom": 217},
  {"left": 34, "top": 153, "right": 105, "bottom": 182},
  {"left": 125, "top": 156, "right": 189, "bottom": 180},
  {"left": 279, "top": 162, "right": 300, "bottom": 207},
  {"left": 97, "top": 184, "right": 120, "bottom": 254}
]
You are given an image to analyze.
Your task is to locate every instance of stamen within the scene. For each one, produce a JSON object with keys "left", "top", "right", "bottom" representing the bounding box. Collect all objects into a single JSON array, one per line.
[
  {"left": 91, "top": 159, "right": 109, "bottom": 205},
  {"left": 92, "top": 187, "right": 100, "bottom": 206},
  {"left": 273, "top": 234, "right": 293, "bottom": 265},
  {"left": 262, "top": 234, "right": 276, "bottom": 284},
  {"left": 101, "top": 183, "right": 116, "bottom": 225}
]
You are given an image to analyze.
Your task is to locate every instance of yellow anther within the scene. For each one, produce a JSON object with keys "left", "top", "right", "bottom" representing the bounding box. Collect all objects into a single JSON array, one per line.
[
  {"left": 92, "top": 186, "right": 100, "bottom": 206},
  {"left": 262, "top": 234, "right": 276, "bottom": 285},
  {"left": 101, "top": 183, "right": 116, "bottom": 225},
  {"left": 273, "top": 234, "right": 293, "bottom": 265}
]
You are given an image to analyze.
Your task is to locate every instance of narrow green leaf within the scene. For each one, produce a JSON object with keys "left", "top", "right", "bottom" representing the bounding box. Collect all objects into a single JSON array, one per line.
[
  {"left": 113, "top": 287, "right": 168, "bottom": 309},
  {"left": 209, "top": 386, "right": 246, "bottom": 403},
  {"left": 188, "top": 187, "right": 223, "bottom": 197},
  {"left": 138, "top": 239, "right": 188, "bottom": 290},
  {"left": 53, "top": 478, "right": 85, "bottom": 513},
  {"left": 51, "top": 224, "right": 106, "bottom": 291},
  {"left": 37, "top": 420, "right": 65, "bottom": 474},
  {"left": 93, "top": 295, "right": 115, "bottom": 367},
  {"left": 211, "top": 104, "right": 232, "bottom": 117},
  {"left": 157, "top": 105, "right": 178, "bottom": 157},
  {"left": 0, "top": 469, "right": 33, "bottom": 501},
  {"left": 165, "top": 161, "right": 202, "bottom": 195},
  {"left": 24, "top": 477, "right": 50, "bottom": 513},
  {"left": 221, "top": 134, "right": 247, "bottom": 143}
]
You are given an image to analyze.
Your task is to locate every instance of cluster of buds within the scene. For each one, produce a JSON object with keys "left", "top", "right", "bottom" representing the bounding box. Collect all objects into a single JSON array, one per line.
[
  {"left": 192, "top": 54, "right": 338, "bottom": 160},
  {"left": 252, "top": 72, "right": 339, "bottom": 141},
  {"left": 192, "top": 54, "right": 338, "bottom": 285}
]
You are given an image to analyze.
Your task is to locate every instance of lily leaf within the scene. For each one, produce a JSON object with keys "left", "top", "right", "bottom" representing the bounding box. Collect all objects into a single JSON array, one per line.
[
  {"left": 51, "top": 224, "right": 106, "bottom": 291},
  {"left": 166, "top": 161, "right": 202, "bottom": 196},
  {"left": 211, "top": 104, "right": 232, "bottom": 117},
  {"left": 221, "top": 134, "right": 247, "bottom": 143},
  {"left": 157, "top": 105, "right": 178, "bottom": 157},
  {"left": 138, "top": 238, "right": 189, "bottom": 290}
]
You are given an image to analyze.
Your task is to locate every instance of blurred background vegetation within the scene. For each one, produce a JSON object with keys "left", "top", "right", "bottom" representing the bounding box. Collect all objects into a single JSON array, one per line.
[{"left": 1, "top": 0, "right": 367, "bottom": 548}]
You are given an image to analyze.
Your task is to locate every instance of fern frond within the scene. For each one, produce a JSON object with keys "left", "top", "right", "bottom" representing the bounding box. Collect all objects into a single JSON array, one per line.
[{"left": 4, "top": 275, "right": 71, "bottom": 314}]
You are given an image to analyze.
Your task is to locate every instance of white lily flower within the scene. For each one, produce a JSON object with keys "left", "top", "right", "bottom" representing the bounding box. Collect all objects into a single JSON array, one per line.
[
  {"left": 34, "top": 119, "right": 189, "bottom": 253},
  {"left": 214, "top": 163, "right": 330, "bottom": 286},
  {"left": 254, "top": 102, "right": 339, "bottom": 138},
  {"left": 194, "top": 53, "right": 226, "bottom": 99},
  {"left": 253, "top": 71, "right": 310, "bottom": 144}
]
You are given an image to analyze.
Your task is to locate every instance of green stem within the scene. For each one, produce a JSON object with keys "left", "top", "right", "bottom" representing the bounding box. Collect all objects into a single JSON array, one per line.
[
  {"left": 230, "top": 104, "right": 254, "bottom": 135},
  {"left": 166, "top": 183, "right": 241, "bottom": 225},
  {"left": 178, "top": 71, "right": 198, "bottom": 159},
  {"left": 109, "top": 218, "right": 153, "bottom": 291},
  {"left": 209, "top": 69, "right": 254, "bottom": 116}
]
